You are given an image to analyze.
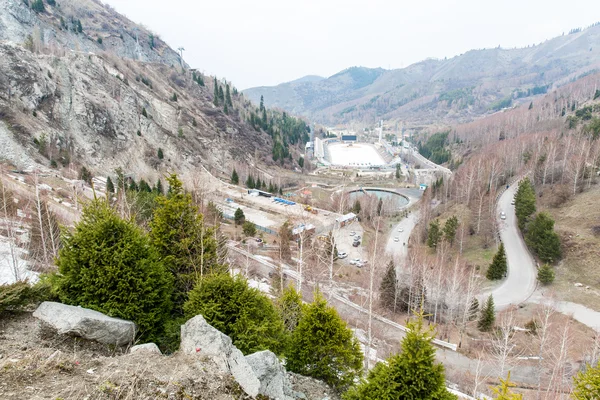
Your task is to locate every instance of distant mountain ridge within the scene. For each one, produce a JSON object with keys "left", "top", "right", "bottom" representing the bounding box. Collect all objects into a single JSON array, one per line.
[{"left": 244, "top": 24, "right": 600, "bottom": 126}]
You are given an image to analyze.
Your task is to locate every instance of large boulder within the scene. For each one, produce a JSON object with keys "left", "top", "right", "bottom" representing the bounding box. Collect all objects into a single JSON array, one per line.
[
  {"left": 130, "top": 343, "right": 161, "bottom": 355},
  {"left": 180, "top": 315, "right": 260, "bottom": 398},
  {"left": 33, "top": 302, "right": 136, "bottom": 346},
  {"left": 246, "top": 350, "right": 294, "bottom": 400}
]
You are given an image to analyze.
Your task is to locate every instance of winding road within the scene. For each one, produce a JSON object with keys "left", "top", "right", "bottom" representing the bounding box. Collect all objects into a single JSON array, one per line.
[{"left": 486, "top": 184, "right": 538, "bottom": 310}]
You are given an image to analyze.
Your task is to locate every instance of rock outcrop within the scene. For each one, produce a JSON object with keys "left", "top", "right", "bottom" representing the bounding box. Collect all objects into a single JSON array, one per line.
[
  {"left": 180, "top": 315, "right": 260, "bottom": 398},
  {"left": 130, "top": 343, "right": 161, "bottom": 355},
  {"left": 33, "top": 301, "right": 136, "bottom": 346},
  {"left": 246, "top": 350, "right": 294, "bottom": 400}
]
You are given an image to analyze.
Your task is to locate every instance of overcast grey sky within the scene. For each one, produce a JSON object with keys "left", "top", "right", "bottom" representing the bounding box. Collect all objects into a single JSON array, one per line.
[{"left": 103, "top": 0, "right": 600, "bottom": 90}]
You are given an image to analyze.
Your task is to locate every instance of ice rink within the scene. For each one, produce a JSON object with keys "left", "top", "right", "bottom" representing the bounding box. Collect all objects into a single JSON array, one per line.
[{"left": 326, "top": 143, "right": 386, "bottom": 166}]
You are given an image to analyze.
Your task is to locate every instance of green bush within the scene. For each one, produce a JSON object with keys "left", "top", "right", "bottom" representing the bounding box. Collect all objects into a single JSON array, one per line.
[
  {"left": 525, "top": 213, "right": 562, "bottom": 263},
  {"left": 183, "top": 273, "right": 285, "bottom": 355},
  {"left": 343, "top": 312, "right": 456, "bottom": 400},
  {"left": 286, "top": 291, "right": 363, "bottom": 391},
  {"left": 537, "top": 264, "right": 555, "bottom": 285},
  {"left": 54, "top": 199, "right": 173, "bottom": 342},
  {"left": 242, "top": 221, "right": 256, "bottom": 236},
  {"left": 0, "top": 280, "right": 52, "bottom": 313}
]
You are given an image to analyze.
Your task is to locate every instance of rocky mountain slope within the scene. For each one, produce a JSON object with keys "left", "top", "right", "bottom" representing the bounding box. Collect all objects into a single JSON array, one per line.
[
  {"left": 244, "top": 23, "right": 600, "bottom": 126},
  {"left": 0, "top": 0, "right": 303, "bottom": 182}
]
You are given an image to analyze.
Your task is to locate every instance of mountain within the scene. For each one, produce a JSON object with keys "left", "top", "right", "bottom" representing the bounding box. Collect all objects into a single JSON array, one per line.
[
  {"left": 244, "top": 24, "right": 600, "bottom": 126},
  {"left": 0, "top": 0, "right": 307, "bottom": 182}
]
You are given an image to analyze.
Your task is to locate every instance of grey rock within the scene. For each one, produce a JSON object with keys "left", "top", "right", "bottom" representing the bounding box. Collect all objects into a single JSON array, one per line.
[
  {"left": 130, "top": 343, "right": 161, "bottom": 355},
  {"left": 33, "top": 302, "right": 136, "bottom": 346},
  {"left": 180, "top": 315, "right": 259, "bottom": 398},
  {"left": 246, "top": 350, "right": 294, "bottom": 400}
]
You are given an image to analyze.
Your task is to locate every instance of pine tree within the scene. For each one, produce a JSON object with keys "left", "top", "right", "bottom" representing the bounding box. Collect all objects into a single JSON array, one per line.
[
  {"left": 138, "top": 179, "right": 152, "bottom": 193},
  {"left": 149, "top": 174, "right": 221, "bottom": 311},
  {"left": 491, "top": 372, "right": 523, "bottom": 399},
  {"left": 231, "top": 168, "right": 239, "bottom": 185},
  {"left": 142, "top": 107, "right": 148, "bottom": 118},
  {"left": 343, "top": 311, "right": 457, "bottom": 400},
  {"left": 286, "top": 291, "right": 363, "bottom": 391},
  {"left": 478, "top": 295, "right": 495, "bottom": 332},
  {"left": 76, "top": 20, "right": 83, "bottom": 33},
  {"left": 183, "top": 273, "right": 286, "bottom": 355},
  {"left": 225, "top": 84, "right": 232, "bottom": 107},
  {"left": 427, "top": 219, "right": 442, "bottom": 248},
  {"left": 213, "top": 77, "right": 219, "bottom": 106},
  {"left": 262, "top": 108, "right": 268, "bottom": 128},
  {"left": 486, "top": 242, "right": 507, "bottom": 280},
  {"left": 525, "top": 212, "right": 562, "bottom": 263},
  {"left": 256, "top": 177, "right": 262, "bottom": 190},
  {"left": 260, "top": 95, "right": 265, "bottom": 111},
  {"left": 106, "top": 176, "right": 115, "bottom": 194},
  {"left": 443, "top": 215, "right": 459, "bottom": 245},
  {"left": 537, "top": 264, "right": 555, "bottom": 285},
  {"left": 155, "top": 178, "right": 164, "bottom": 195},
  {"left": 171, "top": 93, "right": 178, "bottom": 102},
  {"left": 246, "top": 175, "right": 255, "bottom": 189},
  {"left": 276, "top": 285, "right": 303, "bottom": 334},
  {"left": 515, "top": 178, "right": 536, "bottom": 231},
  {"left": 234, "top": 207, "right": 245, "bottom": 225},
  {"left": 157, "top": 148, "right": 164, "bottom": 160},
  {"left": 572, "top": 362, "right": 600, "bottom": 399},
  {"left": 379, "top": 261, "right": 397, "bottom": 311},
  {"left": 218, "top": 86, "right": 224, "bottom": 103},
  {"left": 54, "top": 199, "right": 173, "bottom": 341},
  {"left": 528, "top": 102, "right": 533, "bottom": 110},
  {"left": 223, "top": 102, "right": 228, "bottom": 114},
  {"left": 242, "top": 221, "right": 256, "bottom": 236}
]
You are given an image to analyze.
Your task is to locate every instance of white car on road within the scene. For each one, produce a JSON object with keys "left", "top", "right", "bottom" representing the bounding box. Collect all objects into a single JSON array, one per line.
[
  {"left": 338, "top": 252, "right": 348, "bottom": 259},
  {"left": 398, "top": 228, "right": 404, "bottom": 232},
  {"left": 500, "top": 211, "right": 506, "bottom": 220},
  {"left": 394, "top": 237, "right": 400, "bottom": 242}
]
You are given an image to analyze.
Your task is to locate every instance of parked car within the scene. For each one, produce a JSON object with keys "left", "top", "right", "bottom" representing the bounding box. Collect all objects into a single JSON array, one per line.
[
  {"left": 394, "top": 237, "right": 400, "bottom": 242},
  {"left": 356, "top": 262, "right": 365, "bottom": 268},
  {"left": 398, "top": 227, "right": 404, "bottom": 233},
  {"left": 352, "top": 241, "right": 360, "bottom": 247},
  {"left": 355, "top": 235, "right": 362, "bottom": 241},
  {"left": 500, "top": 211, "right": 506, "bottom": 220},
  {"left": 349, "top": 231, "right": 356, "bottom": 236},
  {"left": 511, "top": 199, "right": 515, "bottom": 205},
  {"left": 350, "top": 258, "right": 360, "bottom": 265},
  {"left": 338, "top": 252, "right": 348, "bottom": 259},
  {"left": 255, "top": 238, "right": 263, "bottom": 243}
]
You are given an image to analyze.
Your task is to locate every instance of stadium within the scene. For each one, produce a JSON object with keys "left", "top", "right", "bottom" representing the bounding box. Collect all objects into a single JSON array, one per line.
[{"left": 314, "top": 135, "right": 394, "bottom": 168}]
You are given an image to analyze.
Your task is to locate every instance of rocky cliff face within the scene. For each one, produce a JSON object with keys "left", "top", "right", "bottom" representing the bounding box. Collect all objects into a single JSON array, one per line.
[{"left": 0, "top": 0, "right": 275, "bottom": 181}]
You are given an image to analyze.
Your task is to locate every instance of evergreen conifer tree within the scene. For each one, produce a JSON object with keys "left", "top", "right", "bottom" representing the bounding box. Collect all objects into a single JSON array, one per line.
[
  {"left": 525, "top": 212, "right": 562, "bottom": 263},
  {"left": 286, "top": 291, "right": 363, "bottom": 391},
  {"left": 343, "top": 311, "right": 456, "bottom": 400},
  {"left": 218, "top": 86, "right": 224, "bottom": 103},
  {"left": 106, "top": 176, "right": 115, "bottom": 194},
  {"left": 491, "top": 372, "right": 523, "bottom": 399},
  {"left": 231, "top": 168, "right": 239, "bottom": 185},
  {"left": 443, "top": 215, "right": 459, "bottom": 245},
  {"left": 515, "top": 178, "right": 536, "bottom": 231},
  {"left": 149, "top": 174, "right": 221, "bottom": 311},
  {"left": 234, "top": 207, "right": 245, "bottom": 225},
  {"left": 184, "top": 273, "right": 286, "bottom": 355},
  {"left": 352, "top": 199, "right": 361, "bottom": 214},
  {"left": 478, "top": 295, "right": 495, "bottom": 332},
  {"left": 537, "top": 264, "right": 555, "bottom": 285},
  {"left": 225, "top": 84, "right": 232, "bottom": 106},
  {"left": 223, "top": 102, "right": 228, "bottom": 114},
  {"left": 379, "top": 261, "right": 397, "bottom": 311},
  {"left": 427, "top": 219, "right": 442, "bottom": 248},
  {"left": 155, "top": 178, "right": 164, "bottom": 195},
  {"left": 54, "top": 199, "right": 173, "bottom": 341},
  {"left": 157, "top": 148, "right": 164, "bottom": 159},
  {"left": 256, "top": 177, "right": 262, "bottom": 190},
  {"left": 276, "top": 285, "right": 303, "bottom": 334},
  {"left": 213, "top": 78, "right": 219, "bottom": 106},
  {"left": 260, "top": 95, "right": 265, "bottom": 111},
  {"left": 572, "top": 362, "right": 600, "bottom": 399},
  {"left": 486, "top": 242, "right": 507, "bottom": 280}
]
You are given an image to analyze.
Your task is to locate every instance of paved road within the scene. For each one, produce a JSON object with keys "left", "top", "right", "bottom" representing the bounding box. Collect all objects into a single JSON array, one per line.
[
  {"left": 485, "top": 185, "right": 537, "bottom": 310},
  {"left": 385, "top": 213, "right": 417, "bottom": 260}
]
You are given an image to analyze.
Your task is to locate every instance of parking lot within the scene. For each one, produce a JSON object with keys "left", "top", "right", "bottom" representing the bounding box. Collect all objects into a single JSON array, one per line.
[{"left": 333, "top": 220, "right": 366, "bottom": 267}]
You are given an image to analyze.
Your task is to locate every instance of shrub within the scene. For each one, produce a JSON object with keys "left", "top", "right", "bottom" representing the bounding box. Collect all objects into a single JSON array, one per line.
[
  {"left": 343, "top": 311, "right": 456, "bottom": 400},
  {"left": 183, "top": 273, "right": 285, "bottom": 355},
  {"left": 242, "top": 221, "right": 256, "bottom": 236},
  {"left": 54, "top": 200, "right": 173, "bottom": 341},
  {"left": 537, "top": 264, "right": 555, "bottom": 285},
  {"left": 0, "top": 280, "right": 52, "bottom": 313},
  {"left": 286, "top": 291, "right": 363, "bottom": 391},
  {"left": 157, "top": 148, "right": 164, "bottom": 160},
  {"left": 525, "top": 213, "right": 562, "bottom": 263}
]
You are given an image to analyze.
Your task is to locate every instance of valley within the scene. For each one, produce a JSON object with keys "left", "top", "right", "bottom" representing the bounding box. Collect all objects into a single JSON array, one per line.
[{"left": 1, "top": 1, "right": 600, "bottom": 399}]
